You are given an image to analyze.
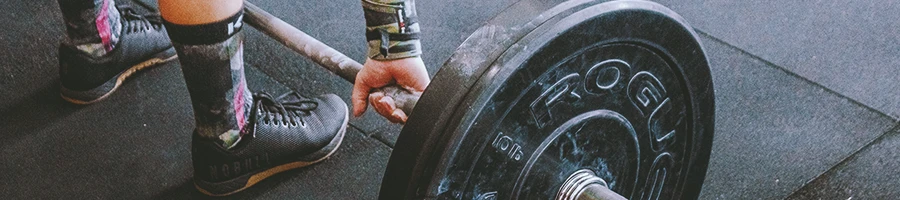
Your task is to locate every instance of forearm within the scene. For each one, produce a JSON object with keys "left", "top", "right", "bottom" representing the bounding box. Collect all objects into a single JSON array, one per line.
[{"left": 361, "top": 0, "right": 421, "bottom": 60}]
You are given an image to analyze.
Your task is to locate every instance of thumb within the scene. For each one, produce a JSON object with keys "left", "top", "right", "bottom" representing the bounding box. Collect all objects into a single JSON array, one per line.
[{"left": 351, "top": 80, "right": 372, "bottom": 117}]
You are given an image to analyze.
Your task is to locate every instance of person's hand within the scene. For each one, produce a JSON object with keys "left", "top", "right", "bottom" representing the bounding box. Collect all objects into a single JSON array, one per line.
[{"left": 352, "top": 57, "right": 430, "bottom": 123}]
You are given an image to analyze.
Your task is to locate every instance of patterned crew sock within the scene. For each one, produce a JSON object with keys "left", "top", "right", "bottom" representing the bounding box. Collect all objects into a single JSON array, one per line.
[
  {"left": 163, "top": 11, "right": 251, "bottom": 149},
  {"left": 58, "top": 0, "right": 122, "bottom": 57}
]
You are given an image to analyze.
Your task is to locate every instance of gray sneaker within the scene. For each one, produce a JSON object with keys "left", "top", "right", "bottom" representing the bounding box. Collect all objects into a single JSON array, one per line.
[
  {"left": 191, "top": 92, "right": 349, "bottom": 196},
  {"left": 59, "top": 7, "right": 176, "bottom": 104}
]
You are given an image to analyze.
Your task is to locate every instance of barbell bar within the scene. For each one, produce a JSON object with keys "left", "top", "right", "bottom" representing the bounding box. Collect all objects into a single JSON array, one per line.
[{"left": 243, "top": 1, "right": 419, "bottom": 114}]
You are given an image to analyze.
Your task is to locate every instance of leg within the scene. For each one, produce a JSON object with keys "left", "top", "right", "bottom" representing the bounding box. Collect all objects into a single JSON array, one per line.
[
  {"left": 57, "top": 0, "right": 121, "bottom": 56},
  {"left": 57, "top": 0, "right": 176, "bottom": 104},
  {"left": 157, "top": 0, "right": 349, "bottom": 196}
]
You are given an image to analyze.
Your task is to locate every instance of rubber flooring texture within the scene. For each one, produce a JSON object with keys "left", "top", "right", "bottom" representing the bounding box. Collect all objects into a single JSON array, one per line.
[{"left": 1, "top": 0, "right": 899, "bottom": 199}]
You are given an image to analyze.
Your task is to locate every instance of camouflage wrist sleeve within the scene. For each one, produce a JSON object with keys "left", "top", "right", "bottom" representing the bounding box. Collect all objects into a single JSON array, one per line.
[{"left": 361, "top": 0, "right": 422, "bottom": 60}]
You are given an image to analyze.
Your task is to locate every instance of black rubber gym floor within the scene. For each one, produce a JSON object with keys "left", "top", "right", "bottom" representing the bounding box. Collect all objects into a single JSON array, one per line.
[{"left": 2, "top": 0, "right": 898, "bottom": 199}]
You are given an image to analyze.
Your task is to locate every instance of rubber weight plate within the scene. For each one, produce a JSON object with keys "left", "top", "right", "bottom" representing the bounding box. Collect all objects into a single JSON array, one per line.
[
  {"left": 379, "top": 0, "right": 610, "bottom": 198},
  {"left": 381, "top": 0, "right": 715, "bottom": 199}
]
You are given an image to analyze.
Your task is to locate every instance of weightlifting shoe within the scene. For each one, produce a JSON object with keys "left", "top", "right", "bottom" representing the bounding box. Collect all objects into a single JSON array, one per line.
[
  {"left": 59, "top": 7, "right": 176, "bottom": 104},
  {"left": 192, "top": 92, "right": 349, "bottom": 196}
]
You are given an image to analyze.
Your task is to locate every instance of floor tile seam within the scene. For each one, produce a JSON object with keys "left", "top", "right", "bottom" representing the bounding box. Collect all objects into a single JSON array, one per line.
[
  {"left": 781, "top": 123, "right": 900, "bottom": 199},
  {"left": 694, "top": 29, "right": 898, "bottom": 121},
  {"left": 347, "top": 122, "right": 395, "bottom": 149}
]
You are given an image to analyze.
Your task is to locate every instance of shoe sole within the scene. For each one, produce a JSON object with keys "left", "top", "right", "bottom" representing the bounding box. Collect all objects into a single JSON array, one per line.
[
  {"left": 60, "top": 48, "right": 178, "bottom": 104},
  {"left": 194, "top": 103, "right": 350, "bottom": 196}
]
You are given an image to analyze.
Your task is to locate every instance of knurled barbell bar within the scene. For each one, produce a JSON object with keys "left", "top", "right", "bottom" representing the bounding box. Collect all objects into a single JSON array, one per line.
[{"left": 243, "top": 0, "right": 715, "bottom": 199}]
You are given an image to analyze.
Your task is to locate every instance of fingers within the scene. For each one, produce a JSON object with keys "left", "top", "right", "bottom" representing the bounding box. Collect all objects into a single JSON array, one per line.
[
  {"left": 390, "top": 109, "right": 409, "bottom": 123},
  {"left": 369, "top": 91, "right": 391, "bottom": 116},
  {"left": 369, "top": 92, "right": 407, "bottom": 123}
]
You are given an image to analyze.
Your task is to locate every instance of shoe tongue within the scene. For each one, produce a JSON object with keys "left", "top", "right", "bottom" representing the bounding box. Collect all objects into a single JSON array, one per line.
[
  {"left": 120, "top": 8, "right": 161, "bottom": 32},
  {"left": 128, "top": 18, "right": 156, "bottom": 32},
  {"left": 276, "top": 92, "right": 303, "bottom": 100}
]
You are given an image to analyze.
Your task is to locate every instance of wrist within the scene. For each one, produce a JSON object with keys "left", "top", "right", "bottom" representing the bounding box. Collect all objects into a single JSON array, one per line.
[{"left": 366, "top": 38, "right": 421, "bottom": 60}]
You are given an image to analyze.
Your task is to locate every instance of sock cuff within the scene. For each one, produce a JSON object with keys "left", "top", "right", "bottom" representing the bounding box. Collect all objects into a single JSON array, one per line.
[{"left": 163, "top": 10, "right": 244, "bottom": 45}]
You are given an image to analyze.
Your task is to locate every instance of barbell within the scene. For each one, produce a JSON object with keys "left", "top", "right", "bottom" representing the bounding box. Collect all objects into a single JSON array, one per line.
[{"left": 243, "top": 0, "right": 715, "bottom": 199}]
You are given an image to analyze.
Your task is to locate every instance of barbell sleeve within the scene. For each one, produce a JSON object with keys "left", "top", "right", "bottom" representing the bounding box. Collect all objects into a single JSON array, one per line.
[
  {"left": 243, "top": 1, "right": 419, "bottom": 114},
  {"left": 577, "top": 184, "right": 628, "bottom": 200}
]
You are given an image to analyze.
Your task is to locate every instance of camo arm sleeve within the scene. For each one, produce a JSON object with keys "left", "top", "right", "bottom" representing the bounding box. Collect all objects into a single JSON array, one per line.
[{"left": 361, "top": 0, "right": 422, "bottom": 60}]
